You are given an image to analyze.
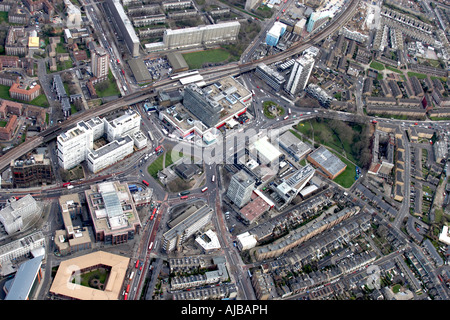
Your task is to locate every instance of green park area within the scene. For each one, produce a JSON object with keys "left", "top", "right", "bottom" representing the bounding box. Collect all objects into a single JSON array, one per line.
[
  {"left": 94, "top": 70, "right": 120, "bottom": 97},
  {"left": 182, "top": 49, "right": 231, "bottom": 69},
  {"left": 369, "top": 61, "right": 385, "bottom": 71},
  {"left": 294, "top": 118, "right": 371, "bottom": 188},
  {"left": 147, "top": 148, "right": 184, "bottom": 179}
]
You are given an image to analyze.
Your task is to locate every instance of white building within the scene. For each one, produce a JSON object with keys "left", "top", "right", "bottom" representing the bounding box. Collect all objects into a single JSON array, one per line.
[
  {"left": 439, "top": 226, "right": 450, "bottom": 246},
  {"left": 105, "top": 110, "right": 141, "bottom": 141},
  {"left": 250, "top": 136, "right": 282, "bottom": 166},
  {"left": 87, "top": 135, "right": 134, "bottom": 173},
  {"left": 236, "top": 232, "right": 257, "bottom": 251},
  {"left": 0, "top": 195, "right": 42, "bottom": 235},
  {"left": 57, "top": 111, "right": 143, "bottom": 172},
  {"left": 285, "top": 53, "right": 315, "bottom": 95},
  {"left": 226, "top": 170, "right": 255, "bottom": 208},
  {"left": 160, "top": 21, "right": 240, "bottom": 50},
  {"left": 0, "top": 232, "right": 45, "bottom": 267}
]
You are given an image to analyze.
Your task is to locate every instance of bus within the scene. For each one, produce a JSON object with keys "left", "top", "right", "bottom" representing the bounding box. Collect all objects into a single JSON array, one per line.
[
  {"left": 251, "top": 89, "right": 255, "bottom": 96},
  {"left": 117, "top": 58, "right": 120, "bottom": 64},
  {"left": 180, "top": 195, "right": 188, "bottom": 200},
  {"left": 211, "top": 175, "right": 215, "bottom": 182},
  {"left": 148, "top": 242, "right": 153, "bottom": 250},
  {"left": 124, "top": 293, "right": 128, "bottom": 300},
  {"left": 129, "top": 271, "right": 135, "bottom": 281},
  {"left": 126, "top": 284, "right": 130, "bottom": 293},
  {"left": 155, "top": 145, "right": 162, "bottom": 152},
  {"left": 288, "top": 108, "right": 291, "bottom": 115},
  {"left": 123, "top": 85, "right": 127, "bottom": 92},
  {"left": 150, "top": 208, "right": 157, "bottom": 220},
  {"left": 148, "top": 130, "right": 154, "bottom": 141},
  {"left": 62, "top": 182, "right": 71, "bottom": 187},
  {"left": 135, "top": 260, "right": 140, "bottom": 268},
  {"left": 121, "top": 69, "right": 125, "bottom": 75},
  {"left": 201, "top": 187, "right": 208, "bottom": 193},
  {"left": 142, "top": 180, "right": 149, "bottom": 186},
  {"left": 179, "top": 190, "right": 190, "bottom": 196}
]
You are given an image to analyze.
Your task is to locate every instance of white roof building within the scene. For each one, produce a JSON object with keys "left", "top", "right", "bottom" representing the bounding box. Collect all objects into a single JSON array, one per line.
[
  {"left": 439, "top": 226, "right": 450, "bottom": 245},
  {"left": 236, "top": 232, "right": 257, "bottom": 251},
  {"left": 251, "top": 137, "right": 282, "bottom": 165}
]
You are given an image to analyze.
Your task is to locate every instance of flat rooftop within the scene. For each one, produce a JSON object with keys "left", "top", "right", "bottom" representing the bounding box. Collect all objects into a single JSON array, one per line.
[{"left": 307, "top": 146, "right": 346, "bottom": 177}]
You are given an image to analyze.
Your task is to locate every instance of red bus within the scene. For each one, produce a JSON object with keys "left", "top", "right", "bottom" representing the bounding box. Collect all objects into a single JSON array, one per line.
[
  {"left": 62, "top": 182, "right": 71, "bottom": 187},
  {"left": 201, "top": 187, "right": 208, "bottom": 193},
  {"left": 180, "top": 195, "right": 188, "bottom": 200},
  {"left": 150, "top": 208, "right": 157, "bottom": 220},
  {"left": 142, "top": 180, "right": 149, "bottom": 186},
  {"left": 126, "top": 284, "right": 130, "bottom": 293},
  {"left": 117, "top": 59, "right": 120, "bottom": 64},
  {"left": 155, "top": 145, "right": 162, "bottom": 152},
  {"left": 121, "top": 69, "right": 125, "bottom": 75},
  {"left": 135, "top": 260, "right": 140, "bottom": 268},
  {"left": 124, "top": 293, "right": 128, "bottom": 300}
]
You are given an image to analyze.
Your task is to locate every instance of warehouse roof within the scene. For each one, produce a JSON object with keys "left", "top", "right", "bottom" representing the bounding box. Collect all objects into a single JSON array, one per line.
[
  {"left": 166, "top": 52, "right": 188, "bottom": 72},
  {"left": 307, "top": 146, "right": 346, "bottom": 178},
  {"left": 128, "top": 58, "right": 152, "bottom": 83}
]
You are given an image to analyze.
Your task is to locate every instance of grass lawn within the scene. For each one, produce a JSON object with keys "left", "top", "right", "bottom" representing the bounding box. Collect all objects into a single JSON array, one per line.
[
  {"left": 370, "top": 61, "right": 385, "bottom": 71},
  {"left": 95, "top": 70, "right": 120, "bottom": 97},
  {"left": 29, "top": 94, "right": 49, "bottom": 108},
  {"left": 182, "top": 49, "right": 231, "bottom": 69},
  {"left": 0, "top": 120, "right": 7, "bottom": 127},
  {"left": 0, "top": 12, "right": 7, "bottom": 24},
  {"left": 407, "top": 71, "right": 427, "bottom": 79},
  {"left": 386, "top": 65, "right": 403, "bottom": 74},
  {"left": 147, "top": 153, "right": 165, "bottom": 179},
  {"left": 327, "top": 149, "right": 357, "bottom": 189},
  {"left": 0, "top": 84, "right": 49, "bottom": 107}
]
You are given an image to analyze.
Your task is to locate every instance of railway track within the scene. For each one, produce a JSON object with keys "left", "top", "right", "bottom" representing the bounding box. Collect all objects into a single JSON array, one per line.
[{"left": 0, "top": 0, "right": 360, "bottom": 171}]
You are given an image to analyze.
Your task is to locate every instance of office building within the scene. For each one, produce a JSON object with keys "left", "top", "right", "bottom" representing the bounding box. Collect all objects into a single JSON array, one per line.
[
  {"left": 104, "top": 109, "right": 141, "bottom": 141},
  {"left": 306, "top": 10, "right": 332, "bottom": 33},
  {"left": 85, "top": 181, "right": 142, "bottom": 244},
  {"left": 285, "top": 54, "right": 315, "bottom": 95},
  {"left": 227, "top": 170, "right": 255, "bottom": 208},
  {"left": 255, "top": 63, "right": 286, "bottom": 91},
  {"left": 54, "top": 194, "right": 92, "bottom": 256},
  {"left": 163, "top": 204, "right": 213, "bottom": 252},
  {"left": 57, "top": 111, "right": 143, "bottom": 172},
  {"left": 91, "top": 45, "right": 109, "bottom": 81},
  {"left": 160, "top": 77, "right": 251, "bottom": 139},
  {"left": 50, "top": 251, "right": 130, "bottom": 300},
  {"left": 278, "top": 130, "right": 312, "bottom": 161},
  {"left": 182, "top": 83, "right": 223, "bottom": 128},
  {"left": 106, "top": 0, "right": 140, "bottom": 57},
  {"left": 87, "top": 135, "right": 134, "bottom": 173},
  {"left": 0, "top": 195, "right": 42, "bottom": 235},
  {"left": 11, "top": 154, "right": 53, "bottom": 188},
  {"left": 0, "top": 231, "right": 45, "bottom": 267},
  {"left": 265, "top": 22, "right": 286, "bottom": 46}
]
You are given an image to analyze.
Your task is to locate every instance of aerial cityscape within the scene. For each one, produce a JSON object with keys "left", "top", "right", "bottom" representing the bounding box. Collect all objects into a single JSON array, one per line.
[{"left": 0, "top": 0, "right": 449, "bottom": 307}]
